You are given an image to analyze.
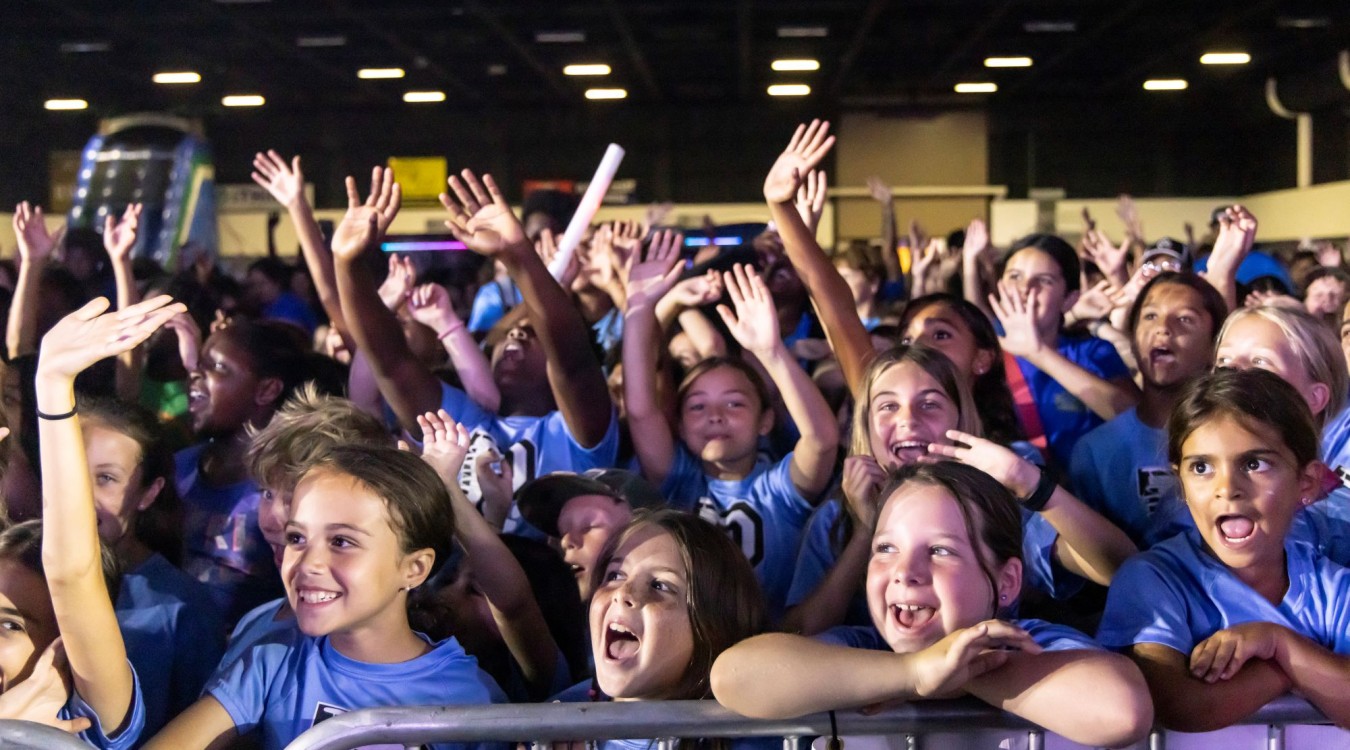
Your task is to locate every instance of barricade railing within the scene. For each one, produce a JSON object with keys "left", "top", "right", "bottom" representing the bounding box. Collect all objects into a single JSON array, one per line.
[
  {"left": 0, "top": 720, "right": 109, "bottom": 749},
  {"left": 285, "top": 695, "right": 1333, "bottom": 750}
]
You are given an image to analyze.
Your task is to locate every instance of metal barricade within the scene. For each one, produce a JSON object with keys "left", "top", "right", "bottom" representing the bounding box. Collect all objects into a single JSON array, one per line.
[
  {"left": 0, "top": 720, "right": 108, "bottom": 750},
  {"left": 285, "top": 695, "right": 1333, "bottom": 750}
]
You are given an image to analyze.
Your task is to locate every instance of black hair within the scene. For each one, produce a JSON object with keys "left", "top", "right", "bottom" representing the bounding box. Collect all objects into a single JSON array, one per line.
[
  {"left": 1167, "top": 368, "right": 1319, "bottom": 470},
  {"left": 247, "top": 257, "right": 294, "bottom": 287},
  {"left": 1126, "top": 272, "right": 1229, "bottom": 342},
  {"left": 1002, "top": 234, "right": 1082, "bottom": 293}
]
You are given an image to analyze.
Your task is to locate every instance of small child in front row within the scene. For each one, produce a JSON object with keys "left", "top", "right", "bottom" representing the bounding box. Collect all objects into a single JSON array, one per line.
[
  {"left": 1098, "top": 368, "right": 1350, "bottom": 732},
  {"left": 148, "top": 445, "right": 501, "bottom": 750},
  {"left": 712, "top": 462, "right": 1152, "bottom": 749}
]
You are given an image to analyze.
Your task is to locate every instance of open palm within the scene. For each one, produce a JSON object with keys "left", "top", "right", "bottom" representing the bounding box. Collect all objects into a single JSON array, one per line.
[
  {"left": 764, "top": 119, "right": 835, "bottom": 204},
  {"left": 441, "top": 170, "right": 527, "bottom": 258}
]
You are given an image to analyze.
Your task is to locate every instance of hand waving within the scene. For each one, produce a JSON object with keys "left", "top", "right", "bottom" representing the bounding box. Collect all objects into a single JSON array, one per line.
[
  {"left": 865, "top": 176, "right": 893, "bottom": 205},
  {"left": 764, "top": 120, "right": 835, "bottom": 205},
  {"left": 103, "top": 204, "right": 142, "bottom": 262},
  {"left": 794, "top": 170, "right": 828, "bottom": 236},
  {"left": 377, "top": 254, "right": 416, "bottom": 311},
  {"left": 989, "top": 281, "right": 1047, "bottom": 359},
  {"left": 624, "top": 230, "right": 685, "bottom": 310},
  {"left": 37, "top": 296, "right": 185, "bottom": 382},
  {"left": 664, "top": 270, "right": 724, "bottom": 309},
  {"left": 331, "top": 167, "right": 402, "bottom": 262},
  {"left": 1208, "top": 205, "right": 1258, "bottom": 274},
  {"left": 716, "top": 264, "right": 780, "bottom": 357},
  {"left": 13, "top": 202, "right": 64, "bottom": 266},
  {"left": 250, "top": 150, "right": 306, "bottom": 209},
  {"left": 440, "top": 170, "right": 528, "bottom": 259},
  {"left": 1084, "top": 228, "right": 1130, "bottom": 284},
  {"left": 417, "top": 410, "right": 472, "bottom": 483},
  {"left": 961, "top": 218, "right": 992, "bottom": 266}
]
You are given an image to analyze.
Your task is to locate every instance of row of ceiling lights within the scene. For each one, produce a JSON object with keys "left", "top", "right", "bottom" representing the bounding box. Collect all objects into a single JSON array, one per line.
[{"left": 40, "top": 49, "right": 1256, "bottom": 110}]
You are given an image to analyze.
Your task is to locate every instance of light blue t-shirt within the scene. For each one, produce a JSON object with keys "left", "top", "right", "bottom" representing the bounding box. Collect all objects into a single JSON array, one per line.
[
  {"left": 1007, "top": 333, "right": 1129, "bottom": 468},
  {"left": 176, "top": 443, "right": 285, "bottom": 624},
  {"left": 662, "top": 446, "right": 813, "bottom": 623},
  {"left": 1069, "top": 407, "right": 1190, "bottom": 548},
  {"left": 1098, "top": 529, "right": 1350, "bottom": 655},
  {"left": 468, "top": 279, "right": 522, "bottom": 334},
  {"left": 115, "top": 553, "right": 225, "bottom": 736},
  {"left": 1321, "top": 404, "right": 1350, "bottom": 478},
  {"left": 214, "top": 597, "right": 293, "bottom": 679},
  {"left": 1289, "top": 486, "right": 1350, "bottom": 567},
  {"left": 816, "top": 619, "right": 1101, "bottom": 653},
  {"left": 208, "top": 632, "right": 501, "bottom": 750},
  {"left": 60, "top": 666, "right": 147, "bottom": 750},
  {"left": 439, "top": 382, "right": 620, "bottom": 536}
]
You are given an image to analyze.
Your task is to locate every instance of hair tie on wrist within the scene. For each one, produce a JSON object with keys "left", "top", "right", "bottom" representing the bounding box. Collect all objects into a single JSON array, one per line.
[
  {"left": 37, "top": 406, "right": 77, "bottom": 421},
  {"left": 438, "top": 321, "right": 465, "bottom": 341},
  {"left": 1020, "top": 467, "right": 1056, "bottom": 513}
]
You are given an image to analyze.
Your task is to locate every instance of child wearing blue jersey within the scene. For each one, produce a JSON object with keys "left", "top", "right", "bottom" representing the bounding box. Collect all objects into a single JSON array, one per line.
[
  {"left": 78, "top": 396, "right": 224, "bottom": 737},
  {"left": 623, "top": 241, "right": 840, "bottom": 622},
  {"left": 26, "top": 295, "right": 183, "bottom": 746},
  {"left": 1099, "top": 368, "right": 1350, "bottom": 730},
  {"left": 554, "top": 510, "right": 772, "bottom": 750},
  {"left": 150, "top": 444, "right": 499, "bottom": 749},
  {"left": 712, "top": 462, "right": 1151, "bottom": 747},
  {"left": 334, "top": 168, "right": 618, "bottom": 534}
]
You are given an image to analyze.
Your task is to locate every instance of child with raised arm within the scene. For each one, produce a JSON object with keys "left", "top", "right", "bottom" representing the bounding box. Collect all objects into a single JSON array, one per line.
[
  {"left": 624, "top": 230, "right": 839, "bottom": 621},
  {"left": 31, "top": 294, "right": 186, "bottom": 747},
  {"left": 713, "top": 462, "right": 1152, "bottom": 749},
  {"left": 1098, "top": 368, "right": 1350, "bottom": 733},
  {"left": 333, "top": 169, "right": 618, "bottom": 529}
]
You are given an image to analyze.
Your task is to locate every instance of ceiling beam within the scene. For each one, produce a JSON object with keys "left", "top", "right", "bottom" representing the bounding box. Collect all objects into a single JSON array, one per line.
[
  {"left": 924, "top": 0, "right": 1020, "bottom": 87},
  {"left": 465, "top": 1, "right": 568, "bottom": 99},
  {"left": 602, "top": 0, "right": 661, "bottom": 100},
  {"left": 828, "top": 0, "right": 890, "bottom": 97}
]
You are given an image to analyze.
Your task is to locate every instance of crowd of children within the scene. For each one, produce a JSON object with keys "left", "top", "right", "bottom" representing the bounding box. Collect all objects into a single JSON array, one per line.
[{"left": 0, "top": 114, "right": 1348, "bottom": 749}]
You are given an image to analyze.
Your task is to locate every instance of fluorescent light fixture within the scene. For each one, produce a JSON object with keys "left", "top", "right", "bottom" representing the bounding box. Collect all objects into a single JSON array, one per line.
[
  {"left": 778, "top": 26, "right": 828, "bottom": 38},
  {"left": 44, "top": 99, "right": 88, "bottom": 111},
  {"left": 153, "top": 71, "right": 201, "bottom": 84},
  {"left": 767, "top": 84, "right": 811, "bottom": 96},
  {"left": 296, "top": 35, "right": 347, "bottom": 47},
  {"left": 1023, "top": 20, "right": 1076, "bottom": 33},
  {"left": 585, "top": 88, "right": 628, "bottom": 100},
  {"left": 954, "top": 82, "right": 997, "bottom": 93},
  {"left": 60, "top": 41, "right": 110, "bottom": 53},
  {"left": 771, "top": 59, "right": 820, "bottom": 72},
  {"left": 402, "top": 90, "right": 446, "bottom": 103},
  {"left": 984, "top": 56, "right": 1032, "bottom": 68},
  {"left": 563, "top": 64, "right": 612, "bottom": 76},
  {"left": 358, "top": 68, "right": 405, "bottom": 79},
  {"left": 222, "top": 94, "right": 265, "bottom": 107},
  {"left": 1277, "top": 17, "right": 1329, "bottom": 29},
  {"left": 487, "top": 64, "right": 508, "bottom": 76},
  {"left": 535, "top": 31, "right": 585, "bottom": 43},
  {"left": 1143, "top": 79, "right": 1188, "bottom": 91},
  {"left": 1200, "top": 52, "right": 1250, "bottom": 65}
]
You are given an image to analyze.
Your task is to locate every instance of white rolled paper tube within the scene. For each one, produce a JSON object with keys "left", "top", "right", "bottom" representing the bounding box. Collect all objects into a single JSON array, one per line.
[{"left": 548, "top": 143, "right": 625, "bottom": 280}]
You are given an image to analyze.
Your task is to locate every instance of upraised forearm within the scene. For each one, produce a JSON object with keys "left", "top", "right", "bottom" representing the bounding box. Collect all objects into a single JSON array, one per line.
[
  {"left": 753, "top": 343, "right": 838, "bottom": 499},
  {"left": 7, "top": 261, "right": 43, "bottom": 359},
  {"left": 289, "top": 199, "right": 349, "bottom": 335}
]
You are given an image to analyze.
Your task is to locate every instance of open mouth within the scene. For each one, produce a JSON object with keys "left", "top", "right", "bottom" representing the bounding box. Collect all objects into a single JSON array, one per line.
[
  {"left": 1217, "top": 514, "right": 1256, "bottom": 545},
  {"left": 187, "top": 388, "right": 208, "bottom": 411},
  {"left": 890, "top": 602, "right": 937, "bottom": 632},
  {"left": 603, "top": 622, "right": 640, "bottom": 661},
  {"left": 1148, "top": 347, "right": 1176, "bottom": 366},
  {"left": 890, "top": 441, "right": 929, "bottom": 463}
]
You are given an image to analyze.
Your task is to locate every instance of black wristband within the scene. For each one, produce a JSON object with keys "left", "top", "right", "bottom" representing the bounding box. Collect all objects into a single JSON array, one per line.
[
  {"left": 1021, "top": 467, "right": 1056, "bottom": 512},
  {"left": 36, "top": 406, "right": 77, "bottom": 421}
]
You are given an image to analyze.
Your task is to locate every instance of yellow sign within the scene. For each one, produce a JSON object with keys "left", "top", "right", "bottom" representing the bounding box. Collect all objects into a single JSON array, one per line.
[{"left": 387, "top": 156, "right": 448, "bottom": 203}]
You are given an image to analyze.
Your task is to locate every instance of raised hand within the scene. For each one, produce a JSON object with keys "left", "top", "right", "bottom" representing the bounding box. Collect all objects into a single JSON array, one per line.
[
  {"left": 907, "top": 219, "right": 928, "bottom": 254},
  {"left": 644, "top": 201, "right": 675, "bottom": 228},
  {"left": 962, "top": 218, "right": 992, "bottom": 265},
  {"left": 37, "top": 296, "right": 185, "bottom": 382},
  {"left": 1115, "top": 193, "right": 1144, "bottom": 244},
  {"left": 663, "top": 269, "right": 724, "bottom": 309},
  {"left": 164, "top": 311, "right": 203, "bottom": 372},
  {"left": 795, "top": 169, "right": 828, "bottom": 236},
  {"left": 841, "top": 455, "right": 886, "bottom": 529},
  {"left": 331, "top": 167, "right": 402, "bottom": 262},
  {"left": 989, "top": 280, "right": 1047, "bottom": 359},
  {"left": 926, "top": 428, "right": 1042, "bottom": 499},
  {"left": 407, "top": 283, "right": 460, "bottom": 333},
  {"left": 377, "top": 254, "right": 416, "bottom": 311},
  {"left": 623, "top": 230, "right": 685, "bottom": 310},
  {"left": 250, "top": 150, "right": 306, "bottom": 209},
  {"left": 474, "top": 450, "right": 514, "bottom": 530},
  {"left": 13, "top": 202, "right": 64, "bottom": 265},
  {"left": 865, "top": 176, "right": 893, "bottom": 206},
  {"left": 1084, "top": 228, "right": 1130, "bottom": 284},
  {"left": 417, "top": 409, "right": 472, "bottom": 482},
  {"left": 1068, "top": 279, "right": 1117, "bottom": 323},
  {"left": 909, "top": 620, "right": 1041, "bottom": 698},
  {"left": 764, "top": 120, "right": 835, "bottom": 205},
  {"left": 440, "top": 170, "right": 528, "bottom": 259},
  {"left": 1189, "top": 622, "right": 1284, "bottom": 684},
  {"left": 103, "top": 204, "right": 142, "bottom": 262},
  {"left": 910, "top": 239, "right": 939, "bottom": 294},
  {"left": 716, "top": 264, "right": 781, "bottom": 357},
  {"left": 1208, "top": 204, "right": 1258, "bottom": 273}
]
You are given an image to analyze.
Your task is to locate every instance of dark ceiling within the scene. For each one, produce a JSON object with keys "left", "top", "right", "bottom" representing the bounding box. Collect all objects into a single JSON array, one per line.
[{"left": 5, "top": 1, "right": 1349, "bottom": 117}]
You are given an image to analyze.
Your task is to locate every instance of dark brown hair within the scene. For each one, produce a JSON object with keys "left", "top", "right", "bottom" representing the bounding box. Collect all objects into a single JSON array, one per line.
[{"left": 1167, "top": 368, "right": 1319, "bottom": 469}]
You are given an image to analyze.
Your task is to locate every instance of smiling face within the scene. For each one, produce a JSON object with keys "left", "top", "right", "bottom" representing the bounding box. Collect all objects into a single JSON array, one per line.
[
  {"left": 589, "top": 526, "right": 694, "bottom": 701},
  {"left": 83, "top": 422, "right": 161, "bottom": 553},
  {"left": 282, "top": 469, "right": 429, "bottom": 648},
  {"left": 866, "top": 483, "right": 1019, "bottom": 653},
  {"left": 900, "top": 303, "right": 993, "bottom": 384},
  {"left": 1000, "top": 248, "right": 1076, "bottom": 330},
  {"left": 1215, "top": 315, "right": 1330, "bottom": 417},
  {"left": 677, "top": 365, "right": 771, "bottom": 470},
  {"left": 557, "top": 494, "right": 632, "bottom": 599},
  {"left": 1176, "top": 414, "right": 1317, "bottom": 577},
  {"left": 1305, "top": 276, "right": 1346, "bottom": 319},
  {"left": 867, "top": 361, "right": 962, "bottom": 470},
  {"left": 189, "top": 333, "right": 266, "bottom": 437},
  {"left": 0, "top": 560, "right": 57, "bottom": 695},
  {"left": 1132, "top": 282, "right": 1215, "bottom": 389}
]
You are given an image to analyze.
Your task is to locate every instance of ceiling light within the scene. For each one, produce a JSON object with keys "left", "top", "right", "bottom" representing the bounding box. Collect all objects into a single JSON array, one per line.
[
  {"left": 984, "top": 57, "right": 1032, "bottom": 68},
  {"left": 44, "top": 99, "right": 89, "bottom": 111},
  {"left": 1277, "top": 17, "right": 1329, "bottom": 30},
  {"left": 1200, "top": 52, "right": 1250, "bottom": 65},
  {"left": 358, "top": 68, "right": 405, "bottom": 79},
  {"left": 1023, "top": 20, "right": 1076, "bottom": 33},
  {"left": 771, "top": 59, "right": 820, "bottom": 72},
  {"left": 59, "top": 41, "right": 110, "bottom": 53},
  {"left": 564, "top": 64, "right": 612, "bottom": 76},
  {"left": 585, "top": 88, "right": 628, "bottom": 100},
  {"left": 487, "top": 64, "right": 508, "bottom": 76},
  {"left": 767, "top": 84, "right": 811, "bottom": 96},
  {"left": 403, "top": 91, "right": 446, "bottom": 103},
  {"left": 222, "top": 94, "right": 265, "bottom": 107},
  {"left": 954, "top": 82, "right": 997, "bottom": 93},
  {"left": 777, "top": 26, "right": 828, "bottom": 38},
  {"left": 536, "top": 31, "right": 585, "bottom": 43},
  {"left": 296, "top": 35, "right": 347, "bottom": 47},
  {"left": 153, "top": 71, "right": 201, "bottom": 84},
  {"left": 1143, "top": 79, "right": 1188, "bottom": 91}
]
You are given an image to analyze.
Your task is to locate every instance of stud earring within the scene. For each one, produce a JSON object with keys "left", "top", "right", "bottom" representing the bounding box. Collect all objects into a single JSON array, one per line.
[
  {"left": 1301, "top": 496, "right": 1314, "bottom": 507},
  {"left": 999, "top": 594, "right": 1007, "bottom": 602}
]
